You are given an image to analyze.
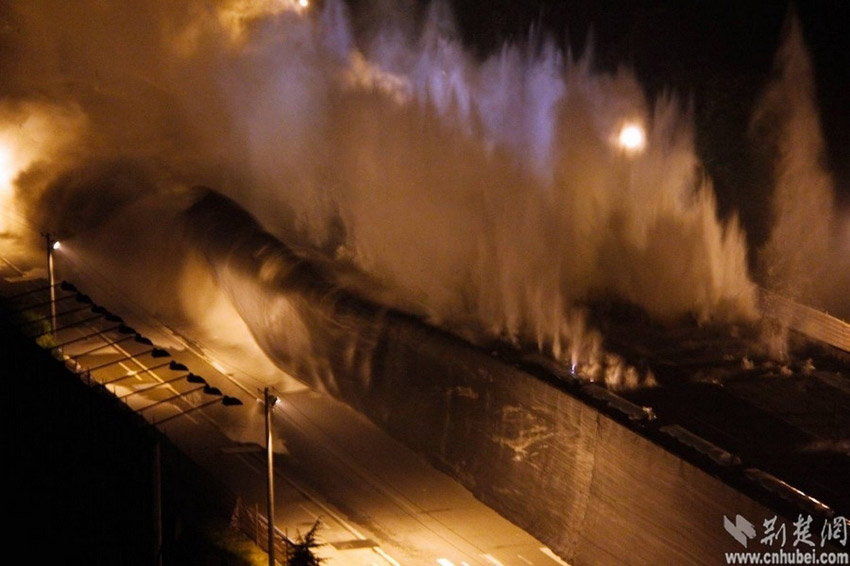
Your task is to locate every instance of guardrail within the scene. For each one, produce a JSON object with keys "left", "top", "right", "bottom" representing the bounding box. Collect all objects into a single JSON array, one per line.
[
  {"left": 230, "top": 497, "right": 322, "bottom": 564},
  {"left": 3, "top": 279, "right": 242, "bottom": 418},
  {"left": 760, "top": 288, "right": 850, "bottom": 354}
]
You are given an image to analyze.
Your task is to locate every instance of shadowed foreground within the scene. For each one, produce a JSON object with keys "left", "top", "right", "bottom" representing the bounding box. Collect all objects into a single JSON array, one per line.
[{"left": 1, "top": 312, "right": 253, "bottom": 566}]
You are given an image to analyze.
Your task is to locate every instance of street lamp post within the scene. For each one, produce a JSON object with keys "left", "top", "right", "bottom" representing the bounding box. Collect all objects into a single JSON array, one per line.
[
  {"left": 44, "top": 233, "right": 59, "bottom": 334},
  {"left": 265, "top": 387, "right": 278, "bottom": 566}
]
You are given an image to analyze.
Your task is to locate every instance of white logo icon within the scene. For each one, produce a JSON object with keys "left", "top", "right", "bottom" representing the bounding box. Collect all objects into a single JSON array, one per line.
[{"left": 724, "top": 514, "right": 757, "bottom": 548}]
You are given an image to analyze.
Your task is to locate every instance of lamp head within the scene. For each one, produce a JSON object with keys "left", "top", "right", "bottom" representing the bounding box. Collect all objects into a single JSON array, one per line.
[
  {"left": 203, "top": 385, "right": 223, "bottom": 396},
  {"left": 59, "top": 281, "right": 77, "bottom": 292},
  {"left": 151, "top": 347, "right": 170, "bottom": 358},
  {"left": 186, "top": 373, "right": 207, "bottom": 384}
]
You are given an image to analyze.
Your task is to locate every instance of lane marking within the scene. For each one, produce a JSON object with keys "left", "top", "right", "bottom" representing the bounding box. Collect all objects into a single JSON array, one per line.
[
  {"left": 240, "top": 448, "right": 369, "bottom": 542},
  {"left": 373, "top": 547, "right": 401, "bottom": 566},
  {"left": 540, "top": 547, "right": 572, "bottom": 566},
  {"left": 280, "top": 396, "right": 498, "bottom": 561}
]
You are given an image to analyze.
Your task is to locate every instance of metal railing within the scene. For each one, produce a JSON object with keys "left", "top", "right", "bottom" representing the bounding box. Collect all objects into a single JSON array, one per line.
[{"left": 230, "top": 497, "right": 297, "bottom": 565}]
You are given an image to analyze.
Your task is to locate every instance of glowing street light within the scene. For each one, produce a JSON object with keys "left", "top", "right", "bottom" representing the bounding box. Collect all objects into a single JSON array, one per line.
[
  {"left": 617, "top": 123, "right": 646, "bottom": 153},
  {"left": 298, "top": 0, "right": 308, "bottom": 7}
]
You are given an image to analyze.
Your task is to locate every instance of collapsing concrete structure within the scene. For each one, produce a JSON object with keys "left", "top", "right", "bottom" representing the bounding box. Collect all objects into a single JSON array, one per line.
[{"left": 184, "top": 187, "right": 845, "bottom": 565}]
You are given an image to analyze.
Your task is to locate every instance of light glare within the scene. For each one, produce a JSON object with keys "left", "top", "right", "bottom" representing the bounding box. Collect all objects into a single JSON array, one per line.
[
  {"left": 0, "top": 140, "right": 18, "bottom": 234},
  {"left": 52, "top": 241, "right": 61, "bottom": 250},
  {"left": 618, "top": 124, "right": 646, "bottom": 152},
  {"left": 0, "top": 142, "right": 13, "bottom": 192}
]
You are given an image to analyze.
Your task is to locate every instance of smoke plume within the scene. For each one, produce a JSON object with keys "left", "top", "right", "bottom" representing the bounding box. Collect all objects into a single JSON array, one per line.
[
  {"left": 0, "top": 1, "right": 760, "bottom": 383},
  {"left": 753, "top": 12, "right": 850, "bottom": 323}
]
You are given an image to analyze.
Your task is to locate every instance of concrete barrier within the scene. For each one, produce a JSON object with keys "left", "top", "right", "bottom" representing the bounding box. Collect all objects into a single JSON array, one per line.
[{"left": 760, "top": 289, "right": 850, "bottom": 354}]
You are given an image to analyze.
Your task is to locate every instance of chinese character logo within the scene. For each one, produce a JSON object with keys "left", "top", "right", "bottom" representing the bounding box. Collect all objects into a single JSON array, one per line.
[
  {"left": 724, "top": 515, "right": 757, "bottom": 548},
  {"left": 793, "top": 514, "right": 816, "bottom": 547},
  {"left": 725, "top": 513, "right": 849, "bottom": 550},
  {"left": 821, "top": 517, "right": 849, "bottom": 548},
  {"left": 761, "top": 516, "right": 787, "bottom": 547}
]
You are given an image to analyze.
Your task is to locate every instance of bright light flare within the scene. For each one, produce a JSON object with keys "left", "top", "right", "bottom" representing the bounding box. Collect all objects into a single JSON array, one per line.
[
  {"left": 617, "top": 123, "right": 646, "bottom": 153},
  {"left": 214, "top": 0, "right": 310, "bottom": 44},
  {"left": 0, "top": 141, "right": 13, "bottom": 193},
  {"left": 0, "top": 140, "right": 16, "bottom": 234},
  {"left": 0, "top": 102, "right": 86, "bottom": 236},
  {"left": 52, "top": 240, "right": 61, "bottom": 250}
]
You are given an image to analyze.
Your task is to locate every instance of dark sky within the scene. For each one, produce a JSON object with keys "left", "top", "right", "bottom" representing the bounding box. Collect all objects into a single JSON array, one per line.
[
  {"left": 513, "top": 2, "right": 846, "bottom": 246},
  {"left": 456, "top": 0, "right": 850, "bottom": 247},
  {"left": 349, "top": 0, "right": 850, "bottom": 250}
]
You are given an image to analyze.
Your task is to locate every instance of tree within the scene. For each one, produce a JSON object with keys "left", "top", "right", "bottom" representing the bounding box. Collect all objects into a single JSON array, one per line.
[{"left": 286, "top": 519, "right": 324, "bottom": 566}]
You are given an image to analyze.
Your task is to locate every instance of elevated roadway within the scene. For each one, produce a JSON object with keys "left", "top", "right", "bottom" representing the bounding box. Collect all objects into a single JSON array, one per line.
[{"left": 0, "top": 248, "right": 568, "bottom": 566}]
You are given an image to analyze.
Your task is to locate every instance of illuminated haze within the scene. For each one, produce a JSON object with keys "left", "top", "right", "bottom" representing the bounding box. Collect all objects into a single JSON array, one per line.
[
  {"left": 0, "top": 0, "right": 795, "bottom": 385},
  {"left": 753, "top": 14, "right": 850, "bottom": 318}
]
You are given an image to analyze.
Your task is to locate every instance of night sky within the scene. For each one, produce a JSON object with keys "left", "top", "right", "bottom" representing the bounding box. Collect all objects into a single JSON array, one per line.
[{"left": 348, "top": 0, "right": 850, "bottom": 251}]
